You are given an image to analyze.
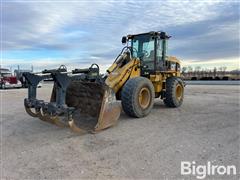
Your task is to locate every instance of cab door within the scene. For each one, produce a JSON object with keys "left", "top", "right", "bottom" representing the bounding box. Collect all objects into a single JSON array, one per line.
[
  {"left": 139, "top": 36, "right": 156, "bottom": 75},
  {"left": 155, "top": 38, "right": 165, "bottom": 71}
]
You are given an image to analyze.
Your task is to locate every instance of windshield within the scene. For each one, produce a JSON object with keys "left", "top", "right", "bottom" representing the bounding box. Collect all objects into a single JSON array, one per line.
[
  {"left": 1, "top": 73, "right": 12, "bottom": 77},
  {"left": 131, "top": 34, "right": 155, "bottom": 62}
]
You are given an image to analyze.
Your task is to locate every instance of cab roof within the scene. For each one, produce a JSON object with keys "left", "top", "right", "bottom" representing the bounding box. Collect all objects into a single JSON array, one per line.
[{"left": 127, "top": 31, "right": 171, "bottom": 39}]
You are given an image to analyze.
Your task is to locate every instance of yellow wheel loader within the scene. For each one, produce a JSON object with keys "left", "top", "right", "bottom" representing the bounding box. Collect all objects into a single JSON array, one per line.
[{"left": 23, "top": 31, "right": 184, "bottom": 133}]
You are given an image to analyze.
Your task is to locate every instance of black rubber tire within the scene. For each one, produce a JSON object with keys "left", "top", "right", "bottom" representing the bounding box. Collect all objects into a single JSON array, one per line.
[
  {"left": 164, "top": 77, "right": 184, "bottom": 107},
  {"left": 1, "top": 83, "right": 5, "bottom": 89},
  {"left": 121, "top": 77, "right": 155, "bottom": 118}
]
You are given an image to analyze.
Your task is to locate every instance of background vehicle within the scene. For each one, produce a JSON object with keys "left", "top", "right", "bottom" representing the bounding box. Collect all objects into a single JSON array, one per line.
[
  {"left": 0, "top": 68, "right": 22, "bottom": 89},
  {"left": 23, "top": 31, "right": 184, "bottom": 133}
]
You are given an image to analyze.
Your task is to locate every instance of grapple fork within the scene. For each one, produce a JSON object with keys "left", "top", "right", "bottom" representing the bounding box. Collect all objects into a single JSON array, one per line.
[{"left": 23, "top": 64, "right": 121, "bottom": 133}]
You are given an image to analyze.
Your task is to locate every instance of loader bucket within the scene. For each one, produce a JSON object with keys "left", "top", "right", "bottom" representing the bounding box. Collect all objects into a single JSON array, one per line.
[{"left": 65, "top": 81, "right": 121, "bottom": 133}]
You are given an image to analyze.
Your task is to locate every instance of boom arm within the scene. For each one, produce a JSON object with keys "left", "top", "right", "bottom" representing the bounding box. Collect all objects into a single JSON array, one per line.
[{"left": 105, "top": 56, "right": 140, "bottom": 93}]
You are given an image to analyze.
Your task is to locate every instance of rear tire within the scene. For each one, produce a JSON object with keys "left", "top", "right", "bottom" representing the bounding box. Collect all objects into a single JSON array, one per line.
[
  {"left": 121, "top": 77, "right": 154, "bottom": 117},
  {"left": 163, "top": 77, "right": 184, "bottom": 107}
]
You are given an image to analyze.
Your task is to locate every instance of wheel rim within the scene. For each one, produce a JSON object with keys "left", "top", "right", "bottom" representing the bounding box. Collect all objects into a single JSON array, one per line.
[
  {"left": 138, "top": 87, "right": 150, "bottom": 109},
  {"left": 176, "top": 84, "right": 183, "bottom": 101}
]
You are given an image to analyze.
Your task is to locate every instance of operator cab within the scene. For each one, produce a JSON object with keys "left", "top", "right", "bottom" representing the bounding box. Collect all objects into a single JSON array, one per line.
[{"left": 122, "top": 31, "right": 175, "bottom": 75}]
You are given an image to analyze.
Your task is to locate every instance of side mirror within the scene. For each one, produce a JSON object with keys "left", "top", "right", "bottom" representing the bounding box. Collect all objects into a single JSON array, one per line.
[
  {"left": 160, "top": 32, "right": 166, "bottom": 39},
  {"left": 121, "top": 36, "right": 127, "bottom": 44}
]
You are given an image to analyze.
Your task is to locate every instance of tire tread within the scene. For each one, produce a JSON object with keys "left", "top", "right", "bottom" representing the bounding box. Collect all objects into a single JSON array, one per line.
[
  {"left": 121, "top": 77, "right": 154, "bottom": 117},
  {"left": 164, "top": 77, "right": 184, "bottom": 107}
]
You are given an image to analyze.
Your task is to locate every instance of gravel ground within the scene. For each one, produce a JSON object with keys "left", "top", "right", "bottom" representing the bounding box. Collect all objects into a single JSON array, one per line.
[{"left": 1, "top": 84, "right": 239, "bottom": 179}]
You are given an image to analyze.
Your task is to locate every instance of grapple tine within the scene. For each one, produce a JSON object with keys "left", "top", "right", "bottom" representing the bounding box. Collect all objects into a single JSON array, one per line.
[
  {"left": 36, "top": 109, "right": 55, "bottom": 124},
  {"left": 25, "top": 106, "right": 39, "bottom": 117}
]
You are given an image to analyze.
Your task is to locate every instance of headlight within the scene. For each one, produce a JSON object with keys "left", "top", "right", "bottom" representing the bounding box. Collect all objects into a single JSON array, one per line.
[{"left": 5, "top": 81, "right": 10, "bottom": 85}]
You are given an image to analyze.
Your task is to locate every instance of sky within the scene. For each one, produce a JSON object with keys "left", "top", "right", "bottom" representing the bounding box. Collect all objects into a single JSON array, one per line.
[{"left": 1, "top": 0, "right": 240, "bottom": 72}]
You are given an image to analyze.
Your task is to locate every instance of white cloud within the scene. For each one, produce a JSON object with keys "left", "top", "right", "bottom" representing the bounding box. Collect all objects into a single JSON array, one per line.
[
  {"left": 3, "top": 0, "right": 225, "bottom": 49},
  {"left": 2, "top": 0, "right": 239, "bottom": 71}
]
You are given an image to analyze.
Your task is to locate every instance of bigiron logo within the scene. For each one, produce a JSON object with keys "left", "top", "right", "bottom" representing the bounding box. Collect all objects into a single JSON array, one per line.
[{"left": 181, "top": 161, "right": 237, "bottom": 179}]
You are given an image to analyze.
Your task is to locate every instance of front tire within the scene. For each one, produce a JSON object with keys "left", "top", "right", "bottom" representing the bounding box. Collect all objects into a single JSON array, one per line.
[
  {"left": 164, "top": 77, "right": 184, "bottom": 107},
  {"left": 121, "top": 77, "right": 155, "bottom": 117},
  {"left": 1, "top": 83, "right": 5, "bottom": 89}
]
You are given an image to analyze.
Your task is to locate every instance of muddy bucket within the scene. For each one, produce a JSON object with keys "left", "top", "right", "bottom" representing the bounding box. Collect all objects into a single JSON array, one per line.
[{"left": 65, "top": 81, "right": 121, "bottom": 133}]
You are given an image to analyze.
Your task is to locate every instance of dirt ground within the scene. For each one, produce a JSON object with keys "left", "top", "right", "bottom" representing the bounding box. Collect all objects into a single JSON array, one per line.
[{"left": 1, "top": 84, "right": 239, "bottom": 179}]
